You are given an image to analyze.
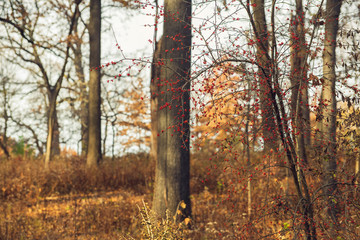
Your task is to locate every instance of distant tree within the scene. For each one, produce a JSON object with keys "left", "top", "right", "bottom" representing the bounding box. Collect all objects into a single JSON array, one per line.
[
  {"left": 150, "top": 36, "right": 163, "bottom": 163},
  {"left": 0, "top": 65, "right": 12, "bottom": 158},
  {"left": 70, "top": 5, "right": 89, "bottom": 157},
  {"left": 289, "top": 0, "right": 310, "bottom": 163},
  {"left": 0, "top": 0, "right": 82, "bottom": 168},
  {"left": 87, "top": 0, "right": 102, "bottom": 166}
]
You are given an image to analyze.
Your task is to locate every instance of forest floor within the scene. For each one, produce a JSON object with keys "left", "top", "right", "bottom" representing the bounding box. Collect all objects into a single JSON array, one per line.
[
  {"left": 1, "top": 152, "right": 358, "bottom": 239},
  {"left": 0, "top": 153, "right": 267, "bottom": 239}
]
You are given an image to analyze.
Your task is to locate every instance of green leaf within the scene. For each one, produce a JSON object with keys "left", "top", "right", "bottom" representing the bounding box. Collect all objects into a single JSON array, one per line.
[{"left": 283, "top": 222, "right": 290, "bottom": 230}]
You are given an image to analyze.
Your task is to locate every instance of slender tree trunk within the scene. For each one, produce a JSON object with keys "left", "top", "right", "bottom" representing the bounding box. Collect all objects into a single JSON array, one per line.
[
  {"left": 356, "top": 157, "right": 359, "bottom": 185},
  {"left": 87, "top": 0, "right": 102, "bottom": 166},
  {"left": 251, "top": 0, "right": 278, "bottom": 152},
  {"left": 72, "top": 36, "right": 89, "bottom": 157},
  {"left": 0, "top": 78, "right": 10, "bottom": 158},
  {"left": 152, "top": 0, "right": 192, "bottom": 220},
  {"left": 0, "top": 0, "right": 81, "bottom": 165},
  {"left": 247, "top": 1, "right": 317, "bottom": 237},
  {"left": 45, "top": 91, "right": 59, "bottom": 168},
  {"left": 0, "top": 139, "right": 9, "bottom": 158},
  {"left": 150, "top": 37, "right": 163, "bottom": 163},
  {"left": 52, "top": 109, "right": 61, "bottom": 155},
  {"left": 290, "top": 0, "right": 309, "bottom": 164},
  {"left": 80, "top": 83, "right": 89, "bottom": 157},
  {"left": 111, "top": 121, "right": 115, "bottom": 160},
  {"left": 315, "top": 89, "right": 324, "bottom": 148},
  {"left": 103, "top": 116, "right": 108, "bottom": 155},
  {"left": 304, "top": 85, "right": 311, "bottom": 145},
  {"left": 246, "top": 79, "right": 251, "bottom": 218},
  {"left": 322, "top": 0, "right": 342, "bottom": 227}
]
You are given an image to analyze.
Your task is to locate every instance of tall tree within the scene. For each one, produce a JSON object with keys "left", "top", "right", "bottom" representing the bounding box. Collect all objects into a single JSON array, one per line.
[
  {"left": 290, "top": 0, "right": 310, "bottom": 164},
  {"left": 0, "top": 66, "right": 11, "bottom": 159},
  {"left": 321, "top": 0, "right": 342, "bottom": 226},
  {"left": 0, "top": 0, "right": 82, "bottom": 167},
  {"left": 150, "top": 0, "right": 161, "bottom": 163},
  {"left": 70, "top": 6, "right": 89, "bottom": 157},
  {"left": 250, "top": 0, "right": 278, "bottom": 151},
  {"left": 152, "top": 0, "right": 192, "bottom": 220},
  {"left": 87, "top": 0, "right": 102, "bottom": 166},
  {"left": 150, "top": 37, "right": 163, "bottom": 163},
  {"left": 245, "top": 1, "right": 317, "bottom": 237}
]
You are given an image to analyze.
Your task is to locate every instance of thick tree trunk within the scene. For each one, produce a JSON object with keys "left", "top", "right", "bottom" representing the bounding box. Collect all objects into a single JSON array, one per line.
[
  {"left": 251, "top": 0, "right": 278, "bottom": 152},
  {"left": 87, "top": 0, "right": 102, "bottom": 166},
  {"left": 152, "top": 0, "right": 192, "bottom": 220},
  {"left": 322, "top": 0, "right": 342, "bottom": 226}
]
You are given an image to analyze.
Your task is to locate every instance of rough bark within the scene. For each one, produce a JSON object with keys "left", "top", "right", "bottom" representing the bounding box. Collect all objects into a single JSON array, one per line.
[
  {"left": 251, "top": 0, "right": 278, "bottom": 151},
  {"left": 152, "top": 0, "right": 192, "bottom": 220},
  {"left": 322, "top": 0, "right": 342, "bottom": 226},
  {"left": 87, "top": 0, "right": 102, "bottom": 166}
]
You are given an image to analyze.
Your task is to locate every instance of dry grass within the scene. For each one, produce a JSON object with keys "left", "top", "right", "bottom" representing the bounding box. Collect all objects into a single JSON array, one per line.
[{"left": 0, "top": 152, "right": 359, "bottom": 239}]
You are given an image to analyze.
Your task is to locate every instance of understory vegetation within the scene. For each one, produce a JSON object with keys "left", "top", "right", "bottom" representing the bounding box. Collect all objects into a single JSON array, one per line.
[{"left": 0, "top": 150, "right": 359, "bottom": 239}]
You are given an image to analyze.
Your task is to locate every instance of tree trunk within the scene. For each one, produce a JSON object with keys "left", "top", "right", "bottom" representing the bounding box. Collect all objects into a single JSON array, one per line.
[
  {"left": 150, "top": 36, "right": 163, "bottom": 163},
  {"left": 80, "top": 85, "right": 89, "bottom": 157},
  {"left": 246, "top": 79, "right": 251, "bottom": 218},
  {"left": 251, "top": 0, "right": 278, "bottom": 152},
  {"left": 247, "top": 1, "right": 317, "bottom": 237},
  {"left": 52, "top": 109, "right": 61, "bottom": 155},
  {"left": 103, "top": 116, "right": 108, "bottom": 155},
  {"left": 0, "top": 77, "right": 10, "bottom": 158},
  {"left": 72, "top": 15, "right": 89, "bottom": 157},
  {"left": 322, "top": 0, "right": 342, "bottom": 226},
  {"left": 0, "top": 0, "right": 81, "bottom": 165},
  {"left": 290, "top": 0, "right": 309, "bottom": 164},
  {"left": 152, "top": 0, "right": 192, "bottom": 220},
  {"left": 87, "top": 0, "right": 102, "bottom": 167},
  {"left": 45, "top": 91, "right": 59, "bottom": 168},
  {"left": 0, "top": 139, "right": 9, "bottom": 158}
]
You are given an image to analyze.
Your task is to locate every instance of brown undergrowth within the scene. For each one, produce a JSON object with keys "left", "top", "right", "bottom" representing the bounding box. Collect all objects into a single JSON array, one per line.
[{"left": 0, "top": 152, "right": 359, "bottom": 239}]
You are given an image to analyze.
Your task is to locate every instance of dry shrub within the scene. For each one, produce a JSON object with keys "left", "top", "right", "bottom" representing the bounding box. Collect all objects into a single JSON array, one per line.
[
  {"left": 0, "top": 153, "right": 154, "bottom": 201},
  {"left": 0, "top": 151, "right": 359, "bottom": 239},
  {"left": 137, "top": 200, "right": 192, "bottom": 239},
  {"left": 0, "top": 153, "right": 154, "bottom": 239}
]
